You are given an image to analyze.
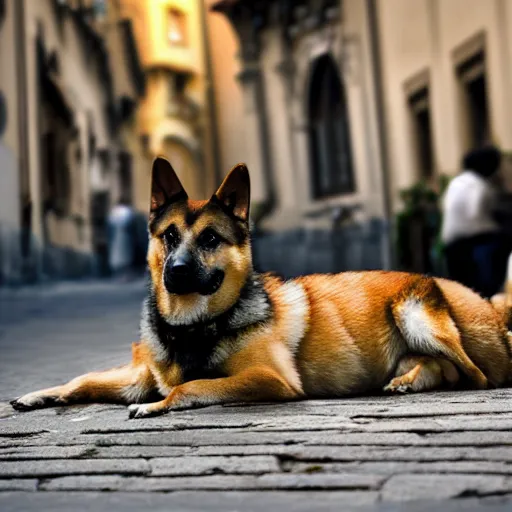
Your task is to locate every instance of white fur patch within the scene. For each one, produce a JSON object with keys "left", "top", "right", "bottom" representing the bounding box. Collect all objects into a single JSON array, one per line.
[
  {"left": 399, "top": 299, "right": 436, "bottom": 352},
  {"left": 280, "top": 281, "right": 309, "bottom": 354},
  {"left": 271, "top": 342, "right": 304, "bottom": 395},
  {"left": 128, "top": 403, "right": 154, "bottom": 418},
  {"left": 164, "top": 296, "right": 209, "bottom": 326},
  {"left": 13, "top": 392, "right": 47, "bottom": 408}
]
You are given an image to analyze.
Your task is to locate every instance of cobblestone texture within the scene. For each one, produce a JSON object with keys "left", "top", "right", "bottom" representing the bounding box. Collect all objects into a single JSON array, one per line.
[{"left": 2, "top": 279, "right": 512, "bottom": 510}]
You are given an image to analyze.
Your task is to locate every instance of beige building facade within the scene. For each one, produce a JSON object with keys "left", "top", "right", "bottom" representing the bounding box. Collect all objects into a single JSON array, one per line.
[
  {"left": 0, "top": 0, "right": 147, "bottom": 285},
  {"left": 378, "top": 0, "right": 512, "bottom": 196},
  {"left": 209, "top": 0, "right": 390, "bottom": 274},
  {"left": 208, "top": 0, "right": 512, "bottom": 274},
  {"left": 0, "top": 0, "right": 24, "bottom": 283}
]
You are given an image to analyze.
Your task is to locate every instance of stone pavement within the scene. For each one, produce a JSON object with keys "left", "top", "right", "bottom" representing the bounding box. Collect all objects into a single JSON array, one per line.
[{"left": 1, "top": 279, "right": 512, "bottom": 511}]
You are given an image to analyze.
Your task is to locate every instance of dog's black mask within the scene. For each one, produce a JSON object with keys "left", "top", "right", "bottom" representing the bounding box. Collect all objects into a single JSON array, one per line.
[{"left": 163, "top": 252, "right": 224, "bottom": 296}]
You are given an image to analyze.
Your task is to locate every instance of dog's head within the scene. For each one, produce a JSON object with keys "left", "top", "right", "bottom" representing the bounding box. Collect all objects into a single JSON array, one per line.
[{"left": 147, "top": 157, "right": 252, "bottom": 325}]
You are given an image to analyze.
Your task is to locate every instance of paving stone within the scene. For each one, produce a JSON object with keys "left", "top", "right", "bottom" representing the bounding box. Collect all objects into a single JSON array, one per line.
[
  {"left": 78, "top": 430, "right": 333, "bottom": 447},
  {"left": 346, "top": 415, "right": 512, "bottom": 433},
  {"left": 0, "top": 445, "right": 190, "bottom": 460},
  {"left": 195, "top": 445, "right": 512, "bottom": 462},
  {"left": 0, "top": 459, "right": 150, "bottom": 478},
  {"left": 349, "top": 402, "right": 512, "bottom": 418},
  {"left": 47, "top": 429, "right": 512, "bottom": 448},
  {"left": 0, "top": 479, "right": 38, "bottom": 491},
  {"left": 67, "top": 430, "right": 428, "bottom": 447},
  {"left": 41, "top": 472, "right": 386, "bottom": 491},
  {"left": 150, "top": 455, "right": 280, "bottom": 476},
  {"left": 380, "top": 474, "right": 512, "bottom": 502},
  {"left": 0, "top": 446, "right": 94, "bottom": 460},
  {"left": 97, "top": 446, "right": 192, "bottom": 458},
  {"left": 284, "top": 461, "right": 512, "bottom": 475},
  {"left": 420, "top": 431, "right": 512, "bottom": 446}
]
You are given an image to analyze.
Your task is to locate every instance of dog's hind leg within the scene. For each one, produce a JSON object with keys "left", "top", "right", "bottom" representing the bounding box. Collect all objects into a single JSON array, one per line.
[
  {"left": 384, "top": 355, "right": 459, "bottom": 394},
  {"left": 391, "top": 278, "right": 488, "bottom": 390},
  {"left": 11, "top": 343, "right": 155, "bottom": 411}
]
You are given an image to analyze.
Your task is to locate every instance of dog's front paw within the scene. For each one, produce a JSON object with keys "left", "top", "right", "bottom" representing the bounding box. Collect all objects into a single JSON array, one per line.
[
  {"left": 10, "top": 393, "right": 61, "bottom": 412},
  {"left": 128, "top": 403, "right": 167, "bottom": 419},
  {"left": 383, "top": 378, "right": 412, "bottom": 394}
]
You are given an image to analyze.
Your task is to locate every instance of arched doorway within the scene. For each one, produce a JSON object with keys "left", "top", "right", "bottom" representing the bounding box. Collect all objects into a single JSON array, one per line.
[
  {"left": 161, "top": 137, "right": 201, "bottom": 199},
  {"left": 308, "top": 54, "right": 355, "bottom": 199}
]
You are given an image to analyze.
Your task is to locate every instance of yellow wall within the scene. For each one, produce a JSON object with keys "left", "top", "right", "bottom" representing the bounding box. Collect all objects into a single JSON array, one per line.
[
  {"left": 124, "top": 0, "right": 215, "bottom": 199},
  {"left": 206, "top": 3, "right": 247, "bottom": 175}
]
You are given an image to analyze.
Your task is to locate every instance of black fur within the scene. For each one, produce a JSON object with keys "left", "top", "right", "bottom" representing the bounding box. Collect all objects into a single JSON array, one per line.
[{"left": 143, "top": 272, "right": 272, "bottom": 382}]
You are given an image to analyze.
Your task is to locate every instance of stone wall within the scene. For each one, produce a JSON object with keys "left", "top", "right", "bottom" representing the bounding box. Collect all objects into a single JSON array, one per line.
[{"left": 252, "top": 219, "right": 387, "bottom": 278}]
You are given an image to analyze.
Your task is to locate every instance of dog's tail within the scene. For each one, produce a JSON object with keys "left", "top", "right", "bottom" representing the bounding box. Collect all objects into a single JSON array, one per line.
[{"left": 491, "top": 252, "right": 512, "bottom": 332}]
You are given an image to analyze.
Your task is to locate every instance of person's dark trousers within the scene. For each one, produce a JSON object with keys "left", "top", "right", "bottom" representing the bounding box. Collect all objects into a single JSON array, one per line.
[
  {"left": 444, "top": 238, "right": 477, "bottom": 292},
  {"left": 444, "top": 233, "right": 511, "bottom": 298}
]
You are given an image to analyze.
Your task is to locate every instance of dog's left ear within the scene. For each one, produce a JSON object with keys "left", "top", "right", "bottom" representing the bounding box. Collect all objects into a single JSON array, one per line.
[
  {"left": 212, "top": 163, "right": 250, "bottom": 222},
  {"left": 150, "top": 156, "right": 188, "bottom": 213}
]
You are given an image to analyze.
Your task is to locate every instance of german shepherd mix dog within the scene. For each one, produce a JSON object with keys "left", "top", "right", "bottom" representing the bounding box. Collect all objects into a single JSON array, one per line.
[{"left": 11, "top": 158, "right": 512, "bottom": 418}]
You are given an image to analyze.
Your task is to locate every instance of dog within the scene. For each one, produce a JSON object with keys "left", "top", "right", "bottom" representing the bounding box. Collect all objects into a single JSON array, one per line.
[{"left": 11, "top": 157, "right": 512, "bottom": 418}]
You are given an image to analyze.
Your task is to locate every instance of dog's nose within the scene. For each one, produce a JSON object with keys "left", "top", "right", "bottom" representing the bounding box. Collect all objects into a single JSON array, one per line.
[{"left": 170, "top": 255, "right": 192, "bottom": 275}]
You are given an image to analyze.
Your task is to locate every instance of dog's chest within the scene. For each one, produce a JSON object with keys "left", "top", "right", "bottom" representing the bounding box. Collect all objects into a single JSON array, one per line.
[{"left": 159, "top": 322, "right": 229, "bottom": 382}]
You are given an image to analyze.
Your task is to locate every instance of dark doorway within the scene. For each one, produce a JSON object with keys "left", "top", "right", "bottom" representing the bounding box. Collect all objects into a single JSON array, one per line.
[
  {"left": 457, "top": 51, "right": 490, "bottom": 150},
  {"left": 408, "top": 87, "right": 434, "bottom": 179}
]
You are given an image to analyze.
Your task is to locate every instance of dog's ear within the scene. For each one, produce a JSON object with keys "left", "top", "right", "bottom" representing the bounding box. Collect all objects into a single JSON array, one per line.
[
  {"left": 150, "top": 156, "right": 188, "bottom": 212},
  {"left": 212, "top": 163, "right": 250, "bottom": 222}
]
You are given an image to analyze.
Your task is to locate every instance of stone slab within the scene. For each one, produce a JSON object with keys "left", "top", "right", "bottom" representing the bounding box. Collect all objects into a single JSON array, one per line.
[{"left": 0, "top": 459, "right": 149, "bottom": 478}]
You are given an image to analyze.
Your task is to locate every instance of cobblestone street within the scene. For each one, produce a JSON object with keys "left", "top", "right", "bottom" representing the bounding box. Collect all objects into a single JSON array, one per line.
[{"left": 2, "top": 279, "right": 512, "bottom": 511}]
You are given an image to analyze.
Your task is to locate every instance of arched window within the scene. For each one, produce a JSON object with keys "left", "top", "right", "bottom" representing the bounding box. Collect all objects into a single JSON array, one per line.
[{"left": 308, "top": 54, "right": 355, "bottom": 198}]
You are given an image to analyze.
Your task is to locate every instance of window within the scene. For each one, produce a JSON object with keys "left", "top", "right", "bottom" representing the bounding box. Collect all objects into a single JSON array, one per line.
[
  {"left": 408, "top": 87, "right": 434, "bottom": 179},
  {"left": 457, "top": 51, "right": 490, "bottom": 150},
  {"left": 168, "top": 9, "right": 187, "bottom": 46},
  {"left": 308, "top": 54, "right": 355, "bottom": 198}
]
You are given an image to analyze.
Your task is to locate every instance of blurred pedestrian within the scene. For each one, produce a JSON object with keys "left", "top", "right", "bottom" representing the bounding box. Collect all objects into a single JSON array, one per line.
[
  {"left": 441, "top": 145, "right": 511, "bottom": 298},
  {"left": 108, "top": 197, "right": 136, "bottom": 281}
]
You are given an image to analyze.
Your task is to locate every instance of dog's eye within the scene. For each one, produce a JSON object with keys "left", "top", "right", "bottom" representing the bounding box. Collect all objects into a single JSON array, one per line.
[
  {"left": 163, "top": 225, "right": 180, "bottom": 249},
  {"left": 197, "top": 228, "right": 221, "bottom": 250}
]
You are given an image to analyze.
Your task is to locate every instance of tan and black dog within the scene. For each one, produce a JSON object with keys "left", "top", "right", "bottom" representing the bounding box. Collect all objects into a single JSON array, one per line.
[{"left": 11, "top": 157, "right": 512, "bottom": 418}]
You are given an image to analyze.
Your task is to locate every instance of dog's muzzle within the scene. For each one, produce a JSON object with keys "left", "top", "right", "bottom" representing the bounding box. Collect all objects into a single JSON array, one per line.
[{"left": 164, "top": 255, "right": 224, "bottom": 296}]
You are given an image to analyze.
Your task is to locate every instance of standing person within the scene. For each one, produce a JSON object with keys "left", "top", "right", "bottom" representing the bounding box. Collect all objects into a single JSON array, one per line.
[
  {"left": 441, "top": 145, "right": 509, "bottom": 298},
  {"left": 107, "top": 197, "right": 136, "bottom": 281}
]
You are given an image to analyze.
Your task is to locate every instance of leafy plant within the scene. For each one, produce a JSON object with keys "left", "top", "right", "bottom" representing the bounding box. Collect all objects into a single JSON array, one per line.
[{"left": 395, "top": 174, "right": 452, "bottom": 274}]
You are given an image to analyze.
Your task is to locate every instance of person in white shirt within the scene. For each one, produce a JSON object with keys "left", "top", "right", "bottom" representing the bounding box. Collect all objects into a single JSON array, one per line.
[{"left": 442, "top": 146, "right": 510, "bottom": 298}]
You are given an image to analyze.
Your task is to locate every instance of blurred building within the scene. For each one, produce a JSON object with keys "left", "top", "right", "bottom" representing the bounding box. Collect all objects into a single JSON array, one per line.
[
  {"left": 0, "top": 0, "right": 147, "bottom": 285},
  {"left": 208, "top": 0, "right": 512, "bottom": 276},
  {"left": 123, "top": 0, "right": 218, "bottom": 202}
]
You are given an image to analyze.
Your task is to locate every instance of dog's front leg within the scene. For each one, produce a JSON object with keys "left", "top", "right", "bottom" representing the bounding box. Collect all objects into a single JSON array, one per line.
[
  {"left": 128, "top": 365, "right": 300, "bottom": 418},
  {"left": 11, "top": 362, "right": 155, "bottom": 411}
]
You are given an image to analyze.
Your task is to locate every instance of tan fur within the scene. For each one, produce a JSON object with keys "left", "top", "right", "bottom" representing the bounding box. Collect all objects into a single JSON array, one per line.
[
  {"left": 11, "top": 160, "right": 512, "bottom": 417},
  {"left": 384, "top": 356, "right": 459, "bottom": 393}
]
